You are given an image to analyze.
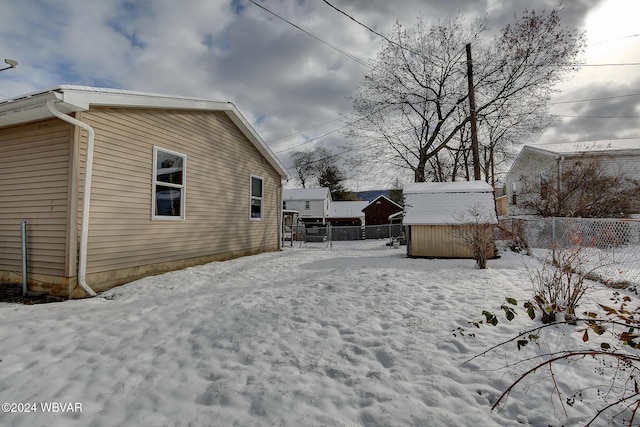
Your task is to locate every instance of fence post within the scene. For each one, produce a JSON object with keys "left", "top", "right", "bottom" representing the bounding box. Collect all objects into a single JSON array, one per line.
[{"left": 551, "top": 217, "right": 557, "bottom": 263}]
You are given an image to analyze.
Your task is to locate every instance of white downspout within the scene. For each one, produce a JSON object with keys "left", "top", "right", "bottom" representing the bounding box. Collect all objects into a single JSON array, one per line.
[
  {"left": 278, "top": 181, "right": 284, "bottom": 250},
  {"left": 46, "top": 100, "right": 97, "bottom": 297}
]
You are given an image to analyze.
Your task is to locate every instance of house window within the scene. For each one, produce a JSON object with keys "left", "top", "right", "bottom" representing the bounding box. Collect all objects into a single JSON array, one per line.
[
  {"left": 153, "top": 147, "right": 185, "bottom": 220},
  {"left": 250, "top": 175, "right": 264, "bottom": 220},
  {"left": 305, "top": 201, "right": 310, "bottom": 210},
  {"left": 539, "top": 173, "right": 550, "bottom": 201}
]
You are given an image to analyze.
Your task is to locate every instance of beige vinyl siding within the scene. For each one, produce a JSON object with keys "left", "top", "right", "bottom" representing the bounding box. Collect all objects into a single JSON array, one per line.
[
  {"left": 0, "top": 119, "right": 72, "bottom": 276},
  {"left": 79, "top": 108, "right": 281, "bottom": 275},
  {"left": 408, "top": 225, "right": 474, "bottom": 258}
]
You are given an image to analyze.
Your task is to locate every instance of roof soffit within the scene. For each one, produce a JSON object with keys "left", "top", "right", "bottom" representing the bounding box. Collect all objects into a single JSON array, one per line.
[{"left": 0, "top": 86, "right": 289, "bottom": 179}]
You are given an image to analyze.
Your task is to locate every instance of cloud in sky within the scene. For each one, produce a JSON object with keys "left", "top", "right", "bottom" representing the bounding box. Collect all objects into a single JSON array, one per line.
[{"left": 0, "top": 0, "right": 638, "bottom": 188}]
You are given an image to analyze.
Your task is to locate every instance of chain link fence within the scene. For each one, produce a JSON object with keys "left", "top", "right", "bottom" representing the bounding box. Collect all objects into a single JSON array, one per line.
[
  {"left": 498, "top": 217, "right": 640, "bottom": 287},
  {"left": 287, "top": 224, "right": 404, "bottom": 245}
]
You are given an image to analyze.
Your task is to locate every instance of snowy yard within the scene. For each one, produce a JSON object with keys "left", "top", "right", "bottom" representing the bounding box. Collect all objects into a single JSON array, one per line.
[{"left": 0, "top": 241, "right": 637, "bottom": 426}]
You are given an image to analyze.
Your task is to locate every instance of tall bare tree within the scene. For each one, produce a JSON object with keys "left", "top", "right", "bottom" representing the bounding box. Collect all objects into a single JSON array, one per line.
[
  {"left": 348, "top": 9, "right": 585, "bottom": 183},
  {"left": 290, "top": 147, "right": 356, "bottom": 200},
  {"left": 290, "top": 150, "right": 317, "bottom": 188}
]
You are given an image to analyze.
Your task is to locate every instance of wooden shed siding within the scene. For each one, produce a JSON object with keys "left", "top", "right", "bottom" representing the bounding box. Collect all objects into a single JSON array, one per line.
[
  {"left": 408, "top": 225, "right": 474, "bottom": 258},
  {"left": 0, "top": 119, "right": 72, "bottom": 277},
  {"left": 79, "top": 108, "right": 281, "bottom": 276}
]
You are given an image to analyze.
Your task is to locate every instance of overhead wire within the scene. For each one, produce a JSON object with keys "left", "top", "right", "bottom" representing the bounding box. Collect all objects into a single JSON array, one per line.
[
  {"left": 247, "top": 0, "right": 372, "bottom": 69},
  {"left": 266, "top": 117, "right": 345, "bottom": 143},
  {"left": 251, "top": 1, "right": 640, "bottom": 166},
  {"left": 273, "top": 121, "right": 352, "bottom": 154},
  {"left": 272, "top": 106, "right": 388, "bottom": 154},
  {"left": 588, "top": 33, "right": 640, "bottom": 46},
  {"left": 321, "top": 0, "right": 399, "bottom": 48},
  {"left": 551, "top": 93, "right": 640, "bottom": 105},
  {"left": 557, "top": 115, "right": 640, "bottom": 119}
]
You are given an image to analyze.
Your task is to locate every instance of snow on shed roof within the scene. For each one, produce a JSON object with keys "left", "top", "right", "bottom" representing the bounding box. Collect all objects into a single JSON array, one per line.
[
  {"left": 403, "top": 181, "right": 497, "bottom": 225},
  {"left": 330, "top": 201, "right": 368, "bottom": 218},
  {"left": 283, "top": 187, "right": 331, "bottom": 201},
  {"left": 404, "top": 180, "right": 494, "bottom": 194},
  {"left": 363, "top": 195, "right": 403, "bottom": 211}
]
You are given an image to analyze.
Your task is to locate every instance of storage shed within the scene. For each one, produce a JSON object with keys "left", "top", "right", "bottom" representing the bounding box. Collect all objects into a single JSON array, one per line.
[
  {"left": 329, "top": 201, "right": 368, "bottom": 226},
  {"left": 362, "top": 195, "right": 403, "bottom": 226},
  {"left": 0, "top": 86, "right": 289, "bottom": 298},
  {"left": 403, "top": 181, "right": 497, "bottom": 258}
]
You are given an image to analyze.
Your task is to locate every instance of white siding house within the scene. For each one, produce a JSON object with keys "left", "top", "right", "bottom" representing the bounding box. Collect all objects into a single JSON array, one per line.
[
  {"left": 282, "top": 188, "right": 332, "bottom": 224},
  {"left": 504, "top": 140, "right": 640, "bottom": 216}
]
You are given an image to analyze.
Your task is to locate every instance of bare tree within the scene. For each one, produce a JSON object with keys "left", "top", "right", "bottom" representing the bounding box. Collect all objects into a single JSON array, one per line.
[
  {"left": 290, "top": 147, "right": 356, "bottom": 200},
  {"left": 519, "top": 155, "right": 640, "bottom": 218},
  {"left": 348, "top": 9, "right": 585, "bottom": 183},
  {"left": 290, "top": 151, "right": 316, "bottom": 188},
  {"left": 478, "top": 97, "right": 555, "bottom": 187},
  {"left": 451, "top": 204, "right": 497, "bottom": 269}
]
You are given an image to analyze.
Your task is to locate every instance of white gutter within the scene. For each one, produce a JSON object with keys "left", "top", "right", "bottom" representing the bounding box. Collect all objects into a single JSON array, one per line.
[{"left": 46, "top": 100, "right": 97, "bottom": 297}]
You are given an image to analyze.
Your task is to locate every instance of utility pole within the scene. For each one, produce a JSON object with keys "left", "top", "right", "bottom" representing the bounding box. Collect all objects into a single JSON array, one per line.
[{"left": 465, "top": 43, "right": 481, "bottom": 181}]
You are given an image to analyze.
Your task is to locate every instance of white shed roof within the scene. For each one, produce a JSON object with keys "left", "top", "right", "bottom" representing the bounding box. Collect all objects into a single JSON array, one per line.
[
  {"left": 403, "top": 181, "right": 497, "bottom": 225},
  {"left": 330, "top": 201, "right": 368, "bottom": 218},
  {"left": 283, "top": 187, "right": 331, "bottom": 201}
]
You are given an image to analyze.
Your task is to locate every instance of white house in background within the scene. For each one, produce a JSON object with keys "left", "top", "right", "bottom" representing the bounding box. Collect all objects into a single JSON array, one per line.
[
  {"left": 283, "top": 187, "right": 332, "bottom": 224},
  {"left": 504, "top": 140, "right": 640, "bottom": 216},
  {"left": 329, "top": 201, "right": 369, "bottom": 226},
  {"left": 403, "top": 181, "right": 498, "bottom": 258}
]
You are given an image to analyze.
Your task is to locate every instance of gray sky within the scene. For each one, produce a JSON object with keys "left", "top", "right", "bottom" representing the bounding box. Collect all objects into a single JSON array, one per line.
[{"left": 1, "top": 0, "right": 638, "bottom": 188}]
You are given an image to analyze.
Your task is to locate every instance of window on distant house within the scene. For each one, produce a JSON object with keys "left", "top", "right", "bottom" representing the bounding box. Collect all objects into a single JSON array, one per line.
[
  {"left": 539, "top": 173, "right": 550, "bottom": 201},
  {"left": 250, "top": 175, "right": 264, "bottom": 220},
  {"left": 305, "top": 201, "right": 310, "bottom": 210},
  {"left": 152, "top": 147, "right": 185, "bottom": 220}
]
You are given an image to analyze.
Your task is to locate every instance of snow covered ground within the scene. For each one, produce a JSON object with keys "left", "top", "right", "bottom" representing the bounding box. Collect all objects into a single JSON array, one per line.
[{"left": 0, "top": 240, "right": 637, "bottom": 426}]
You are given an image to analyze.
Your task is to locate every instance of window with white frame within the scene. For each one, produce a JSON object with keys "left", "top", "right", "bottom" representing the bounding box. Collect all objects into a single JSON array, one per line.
[
  {"left": 250, "top": 175, "right": 264, "bottom": 220},
  {"left": 153, "top": 147, "right": 185, "bottom": 220},
  {"left": 539, "top": 172, "right": 550, "bottom": 201}
]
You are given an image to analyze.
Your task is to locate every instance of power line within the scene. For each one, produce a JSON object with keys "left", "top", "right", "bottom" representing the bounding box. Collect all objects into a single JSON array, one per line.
[
  {"left": 558, "top": 115, "right": 640, "bottom": 119},
  {"left": 272, "top": 104, "right": 392, "bottom": 154},
  {"left": 579, "top": 62, "right": 640, "bottom": 67},
  {"left": 248, "top": 0, "right": 372, "bottom": 69},
  {"left": 551, "top": 93, "right": 640, "bottom": 105},
  {"left": 273, "top": 122, "right": 351, "bottom": 154},
  {"left": 266, "top": 116, "right": 345, "bottom": 143},
  {"left": 588, "top": 33, "right": 640, "bottom": 46},
  {"left": 321, "top": 0, "right": 392, "bottom": 45},
  {"left": 321, "top": 0, "right": 434, "bottom": 59}
]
